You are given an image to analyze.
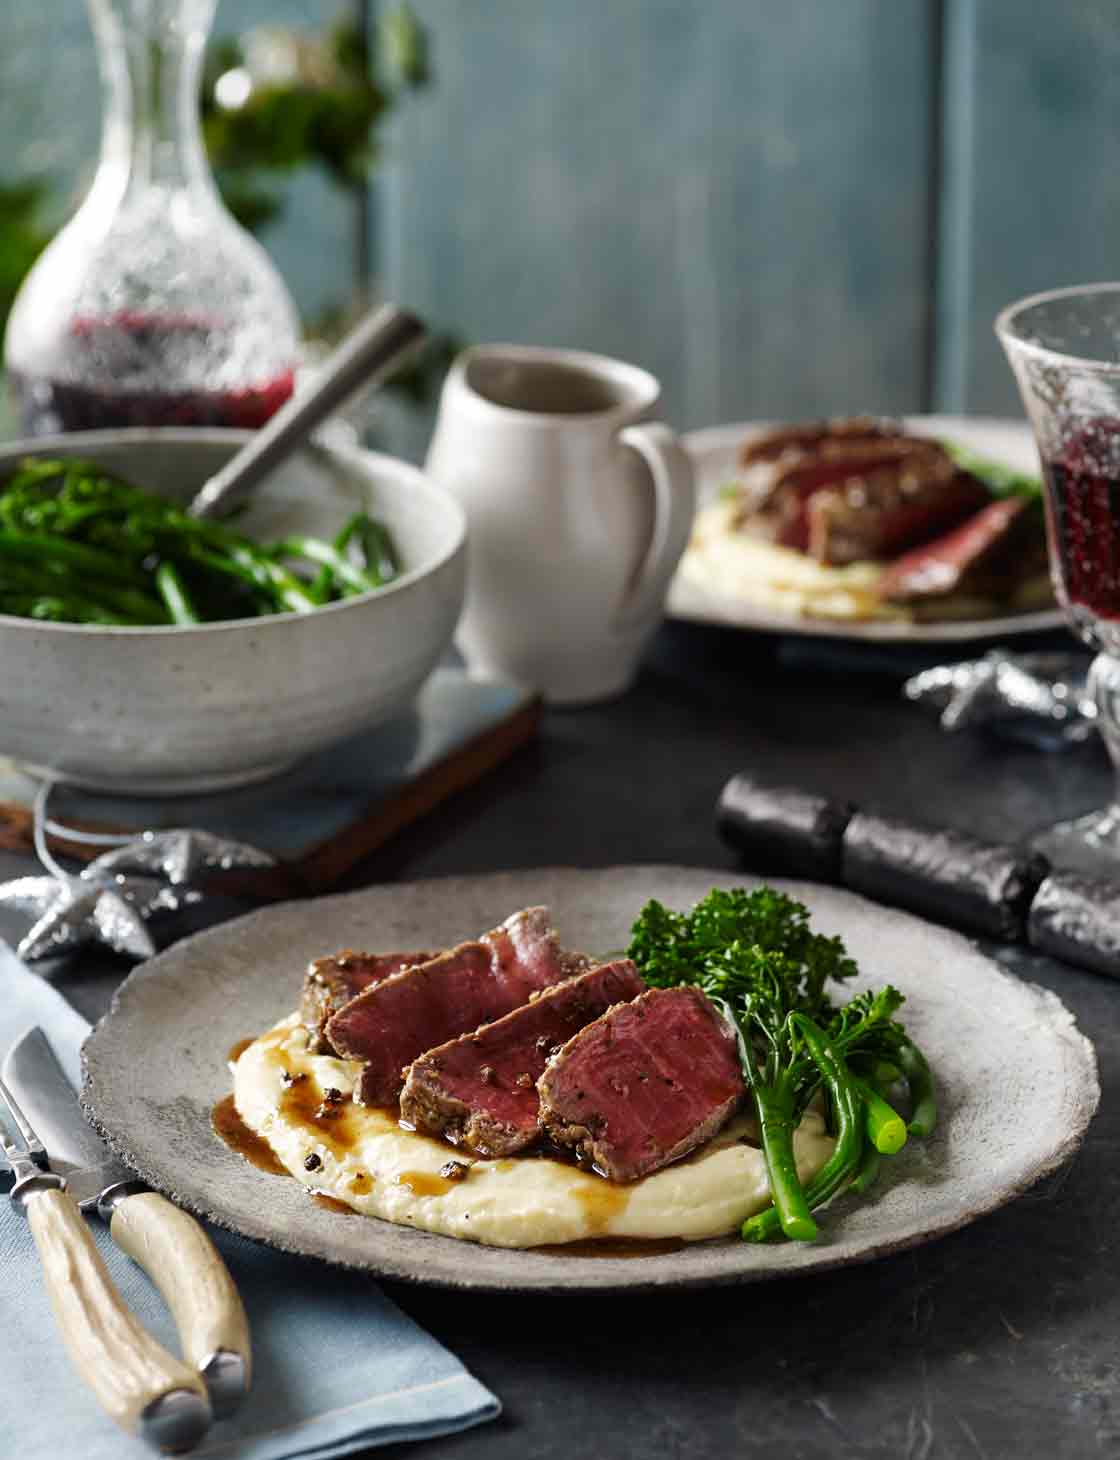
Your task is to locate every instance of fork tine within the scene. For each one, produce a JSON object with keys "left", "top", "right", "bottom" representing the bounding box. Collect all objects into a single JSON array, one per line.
[{"left": 0, "top": 1073, "right": 47, "bottom": 1164}]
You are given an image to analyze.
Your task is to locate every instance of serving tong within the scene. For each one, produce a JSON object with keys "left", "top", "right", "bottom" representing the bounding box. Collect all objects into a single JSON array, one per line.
[{"left": 0, "top": 1049, "right": 247, "bottom": 1453}]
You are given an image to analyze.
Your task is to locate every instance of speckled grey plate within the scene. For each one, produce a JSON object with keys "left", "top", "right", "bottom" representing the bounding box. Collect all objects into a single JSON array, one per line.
[{"left": 82, "top": 867, "right": 1099, "bottom": 1294}]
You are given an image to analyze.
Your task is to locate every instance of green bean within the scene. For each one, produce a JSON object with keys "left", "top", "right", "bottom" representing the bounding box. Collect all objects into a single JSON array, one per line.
[
  {"left": 718, "top": 997, "right": 817, "bottom": 1244},
  {"left": 847, "top": 1144, "right": 882, "bottom": 1196},
  {"left": 0, "top": 460, "right": 402, "bottom": 624},
  {"left": 742, "top": 1015, "right": 864, "bottom": 1244},
  {"left": 184, "top": 545, "right": 278, "bottom": 614},
  {"left": 357, "top": 514, "right": 401, "bottom": 583},
  {"left": 0, "top": 559, "right": 167, "bottom": 623},
  {"left": 895, "top": 1038, "right": 937, "bottom": 1138},
  {"left": 0, "top": 589, "right": 131, "bottom": 625},
  {"left": 226, "top": 544, "right": 318, "bottom": 613},
  {"left": 155, "top": 562, "right": 199, "bottom": 626},
  {"left": 748, "top": 1077, "right": 818, "bottom": 1243},
  {"left": 0, "top": 531, "right": 150, "bottom": 587},
  {"left": 271, "top": 533, "right": 385, "bottom": 596},
  {"left": 853, "top": 1077, "right": 908, "bottom": 1155}
]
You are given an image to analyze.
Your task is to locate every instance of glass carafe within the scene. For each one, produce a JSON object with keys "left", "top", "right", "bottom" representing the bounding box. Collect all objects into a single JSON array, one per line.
[{"left": 4, "top": 0, "right": 300, "bottom": 435}]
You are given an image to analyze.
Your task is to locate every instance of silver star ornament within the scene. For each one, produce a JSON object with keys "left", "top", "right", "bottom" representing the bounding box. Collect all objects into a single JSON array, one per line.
[
  {"left": 0, "top": 872, "right": 202, "bottom": 962},
  {"left": 85, "top": 828, "right": 276, "bottom": 885},
  {"left": 904, "top": 651, "right": 1096, "bottom": 748}
]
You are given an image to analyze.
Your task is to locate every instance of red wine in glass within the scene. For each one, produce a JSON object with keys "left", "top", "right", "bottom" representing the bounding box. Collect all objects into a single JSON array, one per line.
[
  {"left": 9, "top": 312, "right": 295, "bottom": 434},
  {"left": 1042, "top": 418, "right": 1120, "bottom": 625}
]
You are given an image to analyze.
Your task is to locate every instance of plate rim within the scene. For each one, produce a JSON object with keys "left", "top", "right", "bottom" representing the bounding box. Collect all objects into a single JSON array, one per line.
[
  {"left": 672, "top": 414, "right": 1066, "bottom": 642},
  {"left": 81, "top": 865, "right": 1100, "bottom": 1295}
]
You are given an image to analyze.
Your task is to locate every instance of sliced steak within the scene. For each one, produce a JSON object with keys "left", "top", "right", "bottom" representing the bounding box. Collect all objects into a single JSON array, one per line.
[
  {"left": 400, "top": 959, "right": 647, "bottom": 1157},
  {"left": 733, "top": 426, "right": 992, "bottom": 566},
  {"left": 326, "top": 907, "right": 587, "bottom": 1105},
  {"left": 803, "top": 457, "right": 991, "bottom": 565},
  {"left": 537, "top": 986, "right": 745, "bottom": 1182},
  {"left": 301, "top": 950, "right": 435, "bottom": 1053},
  {"left": 738, "top": 416, "right": 899, "bottom": 468},
  {"left": 879, "top": 496, "right": 1048, "bottom": 603}
]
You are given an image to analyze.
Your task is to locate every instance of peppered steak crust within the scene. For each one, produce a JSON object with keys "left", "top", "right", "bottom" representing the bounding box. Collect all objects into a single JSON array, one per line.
[
  {"left": 301, "top": 949, "right": 436, "bottom": 1053},
  {"left": 399, "top": 959, "right": 647, "bottom": 1157},
  {"left": 537, "top": 986, "right": 745, "bottom": 1182},
  {"left": 325, "top": 907, "right": 588, "bottom": 1105}
]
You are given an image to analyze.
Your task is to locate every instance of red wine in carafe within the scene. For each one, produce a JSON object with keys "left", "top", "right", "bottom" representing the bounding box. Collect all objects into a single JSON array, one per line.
[{"left": 9, "top": 313, "right": 295, "bottom": 434}]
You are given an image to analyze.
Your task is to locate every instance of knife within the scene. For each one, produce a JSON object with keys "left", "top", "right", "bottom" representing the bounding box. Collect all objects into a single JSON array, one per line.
[{"left": 3, "top": 1027, "right": 251, "bottom": 1420}]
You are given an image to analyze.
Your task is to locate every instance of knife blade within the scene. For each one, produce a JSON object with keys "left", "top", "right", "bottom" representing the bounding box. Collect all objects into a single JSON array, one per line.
[
  {"left": 4, "top": 1027, "right": 252, "bottom": 1418},
  {"left": 3, "top": 1027, "right": 134, "bottom": 1209}
]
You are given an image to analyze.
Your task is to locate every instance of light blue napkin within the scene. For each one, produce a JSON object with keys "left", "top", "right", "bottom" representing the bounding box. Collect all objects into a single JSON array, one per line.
[{"left": 0, "top": 942, "right": 501, "bottom": 1459}]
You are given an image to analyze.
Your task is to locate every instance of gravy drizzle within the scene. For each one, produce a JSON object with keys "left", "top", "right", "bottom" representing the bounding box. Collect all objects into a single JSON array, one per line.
[
  {"left": 571, "top": 1177, "right": 630, "bottom": 1234},
  {"left": 396, "top": 1170, "right": 456, "bottom": 1198},
  {"left": 311, "top": 1193, "right": 356, "bottom": 1216},
  {"left": 211, "top": 1093, "right": 289, "bottom": 1177}
]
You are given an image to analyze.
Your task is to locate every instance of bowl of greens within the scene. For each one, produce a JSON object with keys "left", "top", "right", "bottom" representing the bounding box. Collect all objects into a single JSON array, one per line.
[{"left": 0, "top": 429, "right": 466, "bottom": 792}]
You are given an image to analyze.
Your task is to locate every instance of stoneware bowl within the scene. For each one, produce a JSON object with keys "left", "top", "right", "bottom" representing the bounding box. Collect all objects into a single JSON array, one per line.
[{"left": 0, "top": 429, "right": 466, "bottom": 793}]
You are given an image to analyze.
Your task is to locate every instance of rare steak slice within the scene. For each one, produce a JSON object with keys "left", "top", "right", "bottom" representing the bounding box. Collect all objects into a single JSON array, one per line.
[
  {"left": 301, "top": 950, "right": 436, "bottom": 1054},
  {"left": 326, "top": 907, "right": 587, "bottom": 1105},
  {"left": 802, "top": 454, "right": 990, "bottom": 565},
  {"left": 537, "top": 986, "right": 745, "bottom": 1182},
  {"left": 738, "top": 416, "right": 900, "bottom": 468},
  {"left": 399, "top": 959, "right": 646, "bottom": 1157},
  {"left": 733, "top": 426, "right": 992, "bottom": 566},
  {"left": 878, "top": 496, "right": 1048, "bottom": 604}
]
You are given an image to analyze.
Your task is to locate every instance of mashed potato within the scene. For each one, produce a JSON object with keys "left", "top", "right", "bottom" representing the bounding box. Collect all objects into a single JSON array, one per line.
[
  {"left": 679, "top": 499, "right": 907, "bottom": 623},
  {"left": 232, "top": 1015, "right": 835, "bottom": 1249},
  {"left": 680, "top": 497, "right": 1053, "bottom": 624}
]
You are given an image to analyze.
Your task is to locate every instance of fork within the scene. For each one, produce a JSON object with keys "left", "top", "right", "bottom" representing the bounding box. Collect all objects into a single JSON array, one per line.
[{"left": 0, "top": 1074, "right": 212, "bottom": 1453}]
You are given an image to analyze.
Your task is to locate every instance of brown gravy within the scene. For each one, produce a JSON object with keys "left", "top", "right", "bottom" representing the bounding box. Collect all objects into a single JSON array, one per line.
[
  {"left": 311, "top": 1193, "right": 355, "bottom": 1216},
  {"left": 397, "top": 1170, "right": 456, "bottom": 1198},
  {"left": 211, "top": 1094, "right": 289, "bottom": 1177},
  {"left": 535, "top": 1237, "right": 686, "bottom": 1259},
  {"left": 571, "top": 1177, "right": 630, "bottom": 1233},
  {"left": 275, "top": 1071, "right": 395, "bottom": 1160}
]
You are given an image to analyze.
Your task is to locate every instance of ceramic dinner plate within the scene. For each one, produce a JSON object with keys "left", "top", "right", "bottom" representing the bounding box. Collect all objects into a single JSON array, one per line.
[
  {"left": 82, "top": 866, "right": 1098, "bottom": 1294},
  {"left": 668, "top": 415, "right": 1067, "bottom": 641}
]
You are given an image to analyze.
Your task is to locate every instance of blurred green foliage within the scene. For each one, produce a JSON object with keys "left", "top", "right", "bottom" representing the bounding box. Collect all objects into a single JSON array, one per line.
[{"left": 202, "top": 7, "right": 427, "bottom": 237}]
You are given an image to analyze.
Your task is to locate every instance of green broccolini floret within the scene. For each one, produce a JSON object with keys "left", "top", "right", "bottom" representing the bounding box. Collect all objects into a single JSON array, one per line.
[{"left": 626, "top": 886, "right": 936, "bottom": 1243}]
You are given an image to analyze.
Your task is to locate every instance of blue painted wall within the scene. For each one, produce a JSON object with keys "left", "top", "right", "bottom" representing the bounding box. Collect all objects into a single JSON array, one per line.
[
  {"left": 937, "top": 0, "right": 1120, "bottom": 414},
  {"left": 3, "top": 1, "right": 1116, "bottom": 445},
  {"left": 378, "top": 0, "right": 937, "bottom": 438}
]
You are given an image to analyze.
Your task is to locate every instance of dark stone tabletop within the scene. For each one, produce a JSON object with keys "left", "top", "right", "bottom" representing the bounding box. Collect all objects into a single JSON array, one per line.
[{"left": 5, "top": 620, "right": 1116, "bottom": 1460}]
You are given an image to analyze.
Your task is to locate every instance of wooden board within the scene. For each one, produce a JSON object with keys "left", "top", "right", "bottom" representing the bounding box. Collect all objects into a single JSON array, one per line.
[{"left": 0, "top": 671, "right": 540, "bottom": 900}]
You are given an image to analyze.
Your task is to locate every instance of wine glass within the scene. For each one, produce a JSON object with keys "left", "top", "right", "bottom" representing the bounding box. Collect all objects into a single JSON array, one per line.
[{"left": 997, "top": 282, "right": 1120, "bottom": 873}]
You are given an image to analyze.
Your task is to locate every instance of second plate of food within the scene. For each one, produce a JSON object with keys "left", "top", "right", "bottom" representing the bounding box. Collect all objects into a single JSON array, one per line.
[
  {"left": 669, "top": 414, "right": 1066, "bottom": 641},
  {"left": 81, "top": 866, "right": 1097, "bottom": 1293}
]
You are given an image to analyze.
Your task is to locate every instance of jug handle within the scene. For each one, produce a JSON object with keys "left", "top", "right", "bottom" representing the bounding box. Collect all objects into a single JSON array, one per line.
[{"left": 614, "top": 422, "right": 696, "bottom": 633}]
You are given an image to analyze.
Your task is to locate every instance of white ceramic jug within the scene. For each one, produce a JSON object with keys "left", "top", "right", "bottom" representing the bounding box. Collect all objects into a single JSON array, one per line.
[{"left": 425, "top": 345, "right": 695, "bottom": 704}]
